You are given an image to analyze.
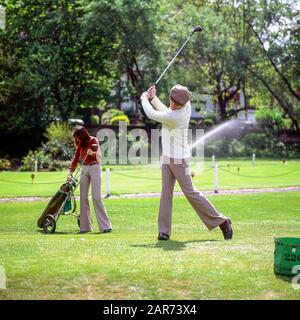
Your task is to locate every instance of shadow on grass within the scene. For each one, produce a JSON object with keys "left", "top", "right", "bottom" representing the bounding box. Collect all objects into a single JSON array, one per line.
[
  {"left": 275, "top": 274, "right": 293, "bottom": 283},
  {"left": 36, "top": 230, "right": 79, "bottom": 235},
  {"left": 131, "top": 239, "right": 220, "bottom": 251},
  {"left": 36, "top": 230, "right": 115, "bottom": 235}
]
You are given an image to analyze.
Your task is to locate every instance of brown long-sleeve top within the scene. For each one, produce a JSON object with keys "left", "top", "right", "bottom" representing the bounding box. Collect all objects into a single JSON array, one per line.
[{"left": 68, "top": 136, "right": 101, "bottom": 174}]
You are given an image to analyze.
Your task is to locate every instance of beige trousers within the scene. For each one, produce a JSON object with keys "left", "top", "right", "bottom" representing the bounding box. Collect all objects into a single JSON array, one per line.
[
  {"left": 80, "top": 164, "right": 112, "bottom": 232},
  {"left": 158, "top": 158, "right": 227, "bottom": 236}
]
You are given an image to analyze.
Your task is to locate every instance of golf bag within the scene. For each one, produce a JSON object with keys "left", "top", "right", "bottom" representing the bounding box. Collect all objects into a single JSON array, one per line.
[{"left": 37, "top": 179, "right": 79, "bottom": 233}]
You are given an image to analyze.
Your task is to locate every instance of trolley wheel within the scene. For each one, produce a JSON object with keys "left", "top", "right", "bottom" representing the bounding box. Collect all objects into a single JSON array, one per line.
[
  {"left": 43, "top": 215, "right": 56, "bottom": 234},
  {"left": 77, "top": 216, "right": 80, "bottom": 228}
]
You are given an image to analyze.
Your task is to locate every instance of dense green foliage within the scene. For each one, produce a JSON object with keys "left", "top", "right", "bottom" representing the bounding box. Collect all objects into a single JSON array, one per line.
[
  {"left": 0, "top": 0, "right": 299, "bottom": 157},
  {"left": 20, "top": 122, "right": 74, "bottom": 171},
  {"left": 110, "top": 114, "right": 129, "bottom": 125}
]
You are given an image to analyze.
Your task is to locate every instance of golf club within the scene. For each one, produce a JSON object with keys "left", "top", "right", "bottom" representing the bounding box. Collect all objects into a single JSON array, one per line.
[{"left": 155, "top": 25, "right": 204, "bottom": 86}]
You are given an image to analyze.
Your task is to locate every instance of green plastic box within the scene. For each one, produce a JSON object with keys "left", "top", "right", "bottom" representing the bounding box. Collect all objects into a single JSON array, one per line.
[{"left": 274, "top": 237, "right": 300, "bottom": 276}]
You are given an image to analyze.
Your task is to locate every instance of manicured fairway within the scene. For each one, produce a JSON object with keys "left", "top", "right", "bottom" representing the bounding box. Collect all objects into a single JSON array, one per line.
[
  {"left": 0, "top": 159, "right": 299, "bottom": 197},
  {"left": 0, "top": 192, "right": 300, "bottom": 299}
]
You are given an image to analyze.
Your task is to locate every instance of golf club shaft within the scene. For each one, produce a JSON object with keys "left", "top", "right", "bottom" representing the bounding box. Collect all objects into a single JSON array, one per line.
[
  {"left": 72, "top": 152, "right": 90, "bottom": 181},
  {"left": 155, "top": 32, "right": 193, "bottom": 86}
]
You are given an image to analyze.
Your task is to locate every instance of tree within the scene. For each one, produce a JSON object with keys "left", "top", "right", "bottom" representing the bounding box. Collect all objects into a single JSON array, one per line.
[
  {"left": 157, "top": 1, "right": 248, "bottom": 120},
  {"left": 2, "top": 0, "right": 120, "bottom": 120},
  {"left": 242, "top": 0, "right": 300, "bottom": 130},
  {"left": 86, "top": 0, "right": 162, "bottom": 115},
  {"left": 0, "top": 0, "right": 122, "bottom": 155}
]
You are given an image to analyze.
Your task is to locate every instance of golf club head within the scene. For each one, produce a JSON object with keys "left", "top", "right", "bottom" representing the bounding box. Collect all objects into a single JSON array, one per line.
[{"left": 192, "top": 25, "right": 204, "bottom": 33}]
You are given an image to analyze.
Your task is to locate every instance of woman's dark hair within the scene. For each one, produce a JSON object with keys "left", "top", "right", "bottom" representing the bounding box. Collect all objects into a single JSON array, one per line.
[{"left": 73, "top": 126, "right": 90, "bottom": 148}]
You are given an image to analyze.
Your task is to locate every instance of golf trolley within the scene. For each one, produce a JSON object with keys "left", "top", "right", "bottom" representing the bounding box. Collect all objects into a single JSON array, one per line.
[{"left": 37, "top": 177, "right": 80, "bottom": 234}]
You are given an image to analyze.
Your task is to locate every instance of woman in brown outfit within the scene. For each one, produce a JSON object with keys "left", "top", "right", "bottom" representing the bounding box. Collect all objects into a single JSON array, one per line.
[{"left": 68, "top": 126, "right": 112, "bottom": 233}]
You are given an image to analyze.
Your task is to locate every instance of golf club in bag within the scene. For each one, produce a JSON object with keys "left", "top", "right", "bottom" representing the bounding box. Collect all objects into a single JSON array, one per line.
[{"left": 155, "top": 25, "right": 204, "bottom": 86}]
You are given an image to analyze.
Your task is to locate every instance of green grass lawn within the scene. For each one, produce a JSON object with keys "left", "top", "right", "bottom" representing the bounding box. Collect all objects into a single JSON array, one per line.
[
  {"left": 0, "top": 192, "right": 300, "bottom": 299},
  {"left": 0, "top": 159, "right": 299, "bottom": 198}
]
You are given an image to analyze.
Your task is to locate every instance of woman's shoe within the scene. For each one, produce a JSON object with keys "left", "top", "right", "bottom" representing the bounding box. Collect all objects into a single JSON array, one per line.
[
  {"left": 102, "top": 229, "right": 112, "bottom": 233},
  {"left": 158, "top": 232, "right": 169, "bottom": 240}
]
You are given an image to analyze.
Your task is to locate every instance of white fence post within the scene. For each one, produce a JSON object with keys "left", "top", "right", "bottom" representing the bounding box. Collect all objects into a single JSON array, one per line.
[
  {"left": 0, "top": 5, "right": 6, "bottom": 31},
  {"left": 212, "top": 155, "right": 215, "bottom": 168},
  {"left": 105, "top": 168, "right": 111, "bottom": 198},
  {"left": 252, "top": 153, "right": 256, "bottom": 166},
  {"left": 34, "top": 160, "right": 38, "bottom": 173},
  {"left": 214, "top": 164, "right": 219, "bottom": 194},
  {"left": 0, "top": 265, "right": 6, "bottom": 289}
]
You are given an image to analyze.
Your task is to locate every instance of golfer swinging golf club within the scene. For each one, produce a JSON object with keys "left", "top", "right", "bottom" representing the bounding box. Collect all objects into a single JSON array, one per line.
[
  {"left": 67, "top": 126, "right": 112, "bottom": 233},
  {"left": 141, "top": 85, "right": 233, "bottom": 240}
]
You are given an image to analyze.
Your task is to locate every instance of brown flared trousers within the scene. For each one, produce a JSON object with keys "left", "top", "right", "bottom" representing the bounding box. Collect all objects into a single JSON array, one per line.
[
  {"left": 80, "top": 164, "right": 112, "bottom": 232},
  {"left": 158, "top": 158, "right": 227, "bottom": 236}
]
